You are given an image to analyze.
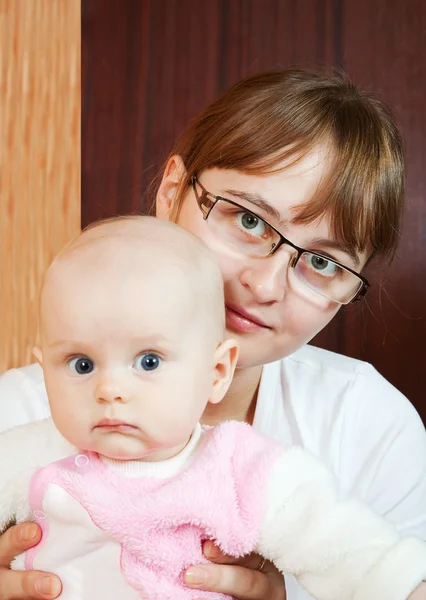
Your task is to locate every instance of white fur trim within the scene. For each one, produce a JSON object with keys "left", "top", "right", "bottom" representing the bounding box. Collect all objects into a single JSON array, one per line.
[
  {"left": 353, "top": 536, "right": 426, "bottom": 600},
  {"left": 0, "top": 419, "right": 76, "bottom": 529},
  {"left": 256, "top": 446, "right": 426, "bottom": 600}
]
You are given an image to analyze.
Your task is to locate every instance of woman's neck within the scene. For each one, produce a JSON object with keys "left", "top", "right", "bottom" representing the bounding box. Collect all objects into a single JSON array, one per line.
[{"left": 202, "top": 365, "right": 263, "bottom": 426}]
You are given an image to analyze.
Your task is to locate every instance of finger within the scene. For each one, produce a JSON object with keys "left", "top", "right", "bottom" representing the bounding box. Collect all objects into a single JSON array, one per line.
[
  {"left": 0, "top": 524, "right": 41, "bottom": 567},
  {"left": 202, "top": 542, "right": 266, "bottom": 571},
  {"left": 0, "top": 524, "right": 62, "bottom": 599},
  {"left": 0, "top": 568, "right": 62, "bottom": 600},
  {"left": 184, "top": 563, "right": 271, "bottom": 600}
]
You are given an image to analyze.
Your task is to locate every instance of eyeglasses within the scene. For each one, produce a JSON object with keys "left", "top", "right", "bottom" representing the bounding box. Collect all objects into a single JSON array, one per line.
[{"left": 191, "top": 176, "right": 370, "bottom": 305}]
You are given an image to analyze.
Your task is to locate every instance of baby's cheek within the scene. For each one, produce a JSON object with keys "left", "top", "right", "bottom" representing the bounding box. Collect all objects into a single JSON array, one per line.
[
  {"left": 155, "top": 417, "right": 195, "bottom": 446},
  {"left": 52, "top": 406, "right": 91, "bottom": 446}
]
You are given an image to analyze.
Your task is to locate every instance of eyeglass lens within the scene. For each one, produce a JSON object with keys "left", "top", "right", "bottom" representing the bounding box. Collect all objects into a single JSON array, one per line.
[{"left": 207, "top": 199, "right": 362, "bottom": 304}]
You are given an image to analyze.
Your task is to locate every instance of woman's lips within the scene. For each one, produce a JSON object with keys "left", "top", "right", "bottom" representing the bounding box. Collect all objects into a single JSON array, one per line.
[{"left": 225, "top": 304, "right": 270, "bottom": 333}]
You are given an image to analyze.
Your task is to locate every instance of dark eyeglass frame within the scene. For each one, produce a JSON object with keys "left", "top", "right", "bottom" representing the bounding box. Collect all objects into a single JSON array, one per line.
[{"left": 191, "top": 176, "right": 370, "bottom": 304}]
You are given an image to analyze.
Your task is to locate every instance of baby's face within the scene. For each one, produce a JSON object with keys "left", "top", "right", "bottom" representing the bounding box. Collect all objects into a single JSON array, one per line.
[{"left": 39, "top": 242, "right": 221, "bottom": 461}]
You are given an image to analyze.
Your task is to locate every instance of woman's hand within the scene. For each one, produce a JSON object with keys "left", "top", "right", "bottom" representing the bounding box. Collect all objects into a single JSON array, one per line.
[
  {"left": 184, "top": 541, "right": 286, "bottom": 599},
  {"left": 0, "top": 523, "right": 62, "bottom": 599}
]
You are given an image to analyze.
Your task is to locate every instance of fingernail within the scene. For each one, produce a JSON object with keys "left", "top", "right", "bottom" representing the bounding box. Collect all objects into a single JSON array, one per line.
[
  {"left": 35, "top": 576, "right": 61, "bottom": 597},
  {"left": 203, "top": 541, "right": 221, "bottom": 558},
  {"left": 20, "top": 523, "right": 38, "bottom": 541},
  {"left": 185, "top": 567, "right": 208, "bottom": 586}
]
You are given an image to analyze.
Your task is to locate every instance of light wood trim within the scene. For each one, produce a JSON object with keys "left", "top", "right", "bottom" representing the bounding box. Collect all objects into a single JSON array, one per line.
[{"left": 0, "top": 0, "right": 81, "bottom": 372}]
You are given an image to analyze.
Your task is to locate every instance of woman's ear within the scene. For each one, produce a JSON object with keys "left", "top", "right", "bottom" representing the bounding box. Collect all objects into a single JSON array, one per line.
[
  {"left": 156, "top": 155, "right": 186, "bottom": 221},
  {"left": 209, "top": 339, "right": 239, "bottom": 405},
  {"left": 32, "top": 346, "right": 43, "bottom": 366}
]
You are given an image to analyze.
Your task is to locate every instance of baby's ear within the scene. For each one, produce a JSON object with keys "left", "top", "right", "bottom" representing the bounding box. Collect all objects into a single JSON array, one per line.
[
  {"left": 209, "top": 339, "right": 239, "bottom": 405},
  {"left": 32, "top": 346, "right": 43, "bottom": 366}
]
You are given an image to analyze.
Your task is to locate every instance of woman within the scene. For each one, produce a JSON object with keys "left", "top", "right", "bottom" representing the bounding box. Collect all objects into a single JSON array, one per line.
[{"left": 0, "top": 69, "right": 425, "bottom": 600}]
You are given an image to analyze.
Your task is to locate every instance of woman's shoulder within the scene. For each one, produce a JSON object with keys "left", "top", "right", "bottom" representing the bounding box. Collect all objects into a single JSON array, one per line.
[
  {"left": 259, "top": 344, "right": 425, "bottom": 469},
  {"left": 284, "top": 344, "right": 379, "bottom": 378},
  {"left": 260, "top": 346, "right": 426, "bottom": 535},
  {"left": 0, "top": 363, "right": 49, "bottom": 431},
  {"left": 269, "top": 344, "right": 421, "bottom": 424}
]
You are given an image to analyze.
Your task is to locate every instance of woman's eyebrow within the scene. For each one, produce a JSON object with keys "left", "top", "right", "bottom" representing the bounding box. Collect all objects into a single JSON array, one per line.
[
  {"left": 222, "top": 188, "right": 285, "bottom": 226},
  {"left": 222, "top": 188, "right": 361, "bottom": 267},
  {"left": 309, "top": 237, "right": 360, "bottom": 267}
]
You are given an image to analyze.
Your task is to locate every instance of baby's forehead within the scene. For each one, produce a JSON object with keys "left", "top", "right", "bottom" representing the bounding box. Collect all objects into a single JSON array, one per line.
[
  {"left": 41, "top": 261, "right": 199, "bottom": 331},
  {"left": 51, "top": 219, "right": 221, "bottom": 288},
  {"left": 40, "top": 219, "right": 225, "bottom": 342},
  {"left": 41, "top": 234, "right": 206, "bottom": 315},
  {"left": 48, "top": 245, "right": 190, "bottom": 294}
]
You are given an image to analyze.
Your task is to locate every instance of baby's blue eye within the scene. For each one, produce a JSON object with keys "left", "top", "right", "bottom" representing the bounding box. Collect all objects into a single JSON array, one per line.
[
  {"left": 68, "top": 357, "right": 94, "bottom": 374},
  {"left": 134, "top": 353, "right": 161, "bottom": 372}
]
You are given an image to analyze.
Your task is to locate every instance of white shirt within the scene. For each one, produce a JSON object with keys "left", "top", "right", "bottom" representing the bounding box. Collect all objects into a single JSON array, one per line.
[{"left": 1, "top": 345, "right": 426, "bottom": 600}]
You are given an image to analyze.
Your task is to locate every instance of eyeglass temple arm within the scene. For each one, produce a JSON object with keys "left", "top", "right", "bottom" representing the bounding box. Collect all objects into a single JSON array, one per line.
[
  {"left": 191, "top": 177, "right": 215, "bottom": 219},
  {"left": 350, "top": 280, "right": 370, "bottom": 303}
]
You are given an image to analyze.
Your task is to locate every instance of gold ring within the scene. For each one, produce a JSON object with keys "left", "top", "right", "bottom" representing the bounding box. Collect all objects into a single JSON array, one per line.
[{"left": 257, "top": 557, "right": 266, "bottom": 572}]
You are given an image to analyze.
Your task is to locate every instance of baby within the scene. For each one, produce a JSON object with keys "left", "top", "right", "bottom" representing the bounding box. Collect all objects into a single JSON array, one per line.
[{"left": 0, "top": 216, "right": 425, "bottom": 600}]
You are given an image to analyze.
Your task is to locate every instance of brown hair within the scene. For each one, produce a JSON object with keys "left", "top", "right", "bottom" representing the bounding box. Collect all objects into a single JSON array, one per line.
[{"left": 164, "top": 68, "right": 404, "bottom": 261}]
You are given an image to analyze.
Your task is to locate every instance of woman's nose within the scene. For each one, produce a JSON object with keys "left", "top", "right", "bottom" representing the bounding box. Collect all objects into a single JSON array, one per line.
[{"left": 239, "top": 247, "right": 293, "bottom": 304}]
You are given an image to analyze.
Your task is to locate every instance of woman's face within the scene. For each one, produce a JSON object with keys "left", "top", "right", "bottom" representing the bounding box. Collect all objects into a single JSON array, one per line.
[{"left": 157, "top": 151, "right": 369, "bottom": 369}]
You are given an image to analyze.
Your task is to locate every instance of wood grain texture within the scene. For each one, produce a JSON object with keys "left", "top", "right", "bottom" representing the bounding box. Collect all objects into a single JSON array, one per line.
[
  {"left": 82, "top": 0, "right": 426, "bottom": 422},
  {"left": 0, "top": 0, "right": 81, "bottom": 372}
]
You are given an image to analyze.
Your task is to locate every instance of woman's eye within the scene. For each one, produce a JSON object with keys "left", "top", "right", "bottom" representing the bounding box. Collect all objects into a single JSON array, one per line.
[
  {"left": 134, "top": 353, "right": 161, "bottom": 372},
  {"left": 236, "top": 212, "right": 266, "bottom": 236},
  {"left": 307, "top": 254, "right": 338, "bottom": 276},
  {"left": 68, "top": 357, "right": 94, "bottom": 374}
]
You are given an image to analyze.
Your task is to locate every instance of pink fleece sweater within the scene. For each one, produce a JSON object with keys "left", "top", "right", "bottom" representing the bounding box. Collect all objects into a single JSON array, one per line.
[
  {"left": 25, "top": 422, "right": 282, "bottom": 599},
  {"left": 6, "top": 419, "right": 426, "bottom": 600}
]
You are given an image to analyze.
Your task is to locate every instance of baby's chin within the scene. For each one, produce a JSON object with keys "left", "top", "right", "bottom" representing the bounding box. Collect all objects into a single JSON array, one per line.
[
  {"left": 60, "top": 425, "right": 191, "bottom": 462},
  {"left": 57, "top": 430, "right": 148, "bottom": 461},
  {"left": 85, "top": 437, "right": 190, "bottom": 462},
  {"left": 89, "top": 437, "right": 154, "bottom": 461}
]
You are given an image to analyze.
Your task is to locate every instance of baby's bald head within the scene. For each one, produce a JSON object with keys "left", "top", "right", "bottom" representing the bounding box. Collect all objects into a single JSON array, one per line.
[
  {"left": 39, "top": 216, "right": 225, "bottom": 348},
  {"left": 36, "top": 217, "right": 239, "bottom": 459}
]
